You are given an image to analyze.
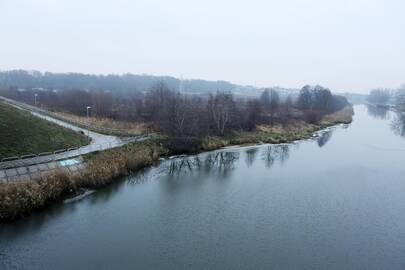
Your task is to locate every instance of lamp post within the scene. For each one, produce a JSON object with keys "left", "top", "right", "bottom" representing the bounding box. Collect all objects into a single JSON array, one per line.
[
  {"left": 34, "top": 93, "right": 38, "bottom": 106},
  {"left": 86, "top": 106, "right": 91, "bottom": 142},
  {"left": 86, "top": 106, "right": 91, "bottom": 118}
]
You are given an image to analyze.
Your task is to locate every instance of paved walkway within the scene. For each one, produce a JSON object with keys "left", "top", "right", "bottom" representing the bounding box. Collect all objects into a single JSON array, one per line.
[
  {"left": 0, "top": 96, "right": 152, "bottom": 180},
  {"left": 0, "top": 157, "right": 85, "bottom": 183},
  {"left": 0, "top": 134, "right": 150, "bottom": 170}
]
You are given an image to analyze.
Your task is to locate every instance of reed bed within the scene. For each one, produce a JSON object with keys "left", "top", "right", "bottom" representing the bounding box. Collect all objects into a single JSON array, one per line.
[{"left": 0, "top": 141, "right": 165, "bottom": 221}]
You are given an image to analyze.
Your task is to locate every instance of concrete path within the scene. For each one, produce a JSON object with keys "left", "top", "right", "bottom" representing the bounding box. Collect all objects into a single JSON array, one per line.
[
  {"left": 0, "top": 157, "right": 85, "bottom": 183},
  {"left": 0, "top": 96, "right": 152, "bottom": 178},
  {"left": 0, "top": 135, "right": 150, "bottom": 170}
]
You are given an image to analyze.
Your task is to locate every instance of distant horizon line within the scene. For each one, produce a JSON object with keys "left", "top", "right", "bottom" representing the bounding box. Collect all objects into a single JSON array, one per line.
[{"left": 0, "top": 68, "right": 371, "bottom": 95}]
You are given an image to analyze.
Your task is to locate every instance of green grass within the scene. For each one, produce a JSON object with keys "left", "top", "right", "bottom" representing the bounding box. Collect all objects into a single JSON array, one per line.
[{"left": 0, "top": 101, "right": 88, "bottom": 159}]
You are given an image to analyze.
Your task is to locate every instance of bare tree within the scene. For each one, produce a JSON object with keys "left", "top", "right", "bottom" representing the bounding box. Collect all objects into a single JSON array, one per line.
[
  {"left": 297, "top": 85, "right": 312, "bottom": 110},
  {"left": 207, "top": 91, "right": 236, "bottom": 135},
  {"left": 260, "top": 88, "right": 280, "bottom": 124},
  {"left": 368, "top": 89, "right": 391, "bottom": 106},
  {"left": 279, "top": 95, "right": 293, "bottom": 126},
  {"left": 269, "top": 89, "right": 280, "bottom": 124},
  {"left": 395, "top": 86, "right": 405, "bottom": 112},
  {"left": 312, "top": 85, "right": 332, "bottom": 113},
  {"left": 244, "top": 99, "right": 262, "bottom": 131},
  {"left": 260, "top": 89, "right": 271, "bottom": 112}
]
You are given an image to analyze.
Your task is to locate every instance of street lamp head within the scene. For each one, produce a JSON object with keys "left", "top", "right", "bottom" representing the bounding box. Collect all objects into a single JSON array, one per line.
[{"left": 86, "top": 106, "right": 92, "bottom": 109}]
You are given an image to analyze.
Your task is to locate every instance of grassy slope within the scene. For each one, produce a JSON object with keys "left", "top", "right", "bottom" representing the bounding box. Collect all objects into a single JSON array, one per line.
[{"left": 0, "top": 101, "right": 88, "bottom": 158}]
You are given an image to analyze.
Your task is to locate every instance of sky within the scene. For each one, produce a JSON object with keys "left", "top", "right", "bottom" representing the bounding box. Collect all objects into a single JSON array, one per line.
[{"left": 1, "top": 0, "right": 404, "bottom": 93}]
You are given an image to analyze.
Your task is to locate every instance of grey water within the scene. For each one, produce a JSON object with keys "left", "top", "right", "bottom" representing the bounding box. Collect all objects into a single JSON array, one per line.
[{"left": 1, "top": 105, "right": 405, "bottom": 270}]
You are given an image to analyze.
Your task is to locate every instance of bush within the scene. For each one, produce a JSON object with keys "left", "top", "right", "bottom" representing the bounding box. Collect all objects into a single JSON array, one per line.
[
  {"left": 304, "top": 110, "right": 322, "bottom": 124},
  {"left": 162, "top": 137, "right": 203, "bottom": 154}
]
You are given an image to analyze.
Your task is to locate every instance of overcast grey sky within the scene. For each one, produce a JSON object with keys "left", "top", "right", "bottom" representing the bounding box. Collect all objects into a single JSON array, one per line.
[{"left": 1, "top": 0, "right": 404, "bottom": 92}]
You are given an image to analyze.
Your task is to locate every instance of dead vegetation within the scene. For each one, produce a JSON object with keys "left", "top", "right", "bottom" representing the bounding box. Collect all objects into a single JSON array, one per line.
[
  {"left": 200, "top": 105, "right": 353, "bottom": 151},
  {"left": 320, "top": 105, "right": 354, "bottom": 125},
  {"left": 55, "top": 112, "right": 152, "bottom": 135},
  {"left": 0, "top": 141, "right": 166, "bottom": 221}
]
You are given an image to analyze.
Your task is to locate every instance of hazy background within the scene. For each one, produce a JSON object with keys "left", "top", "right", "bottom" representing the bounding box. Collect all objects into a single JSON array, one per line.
[{"left": 1, "top": 0, "right": 404, "bottom": 93}]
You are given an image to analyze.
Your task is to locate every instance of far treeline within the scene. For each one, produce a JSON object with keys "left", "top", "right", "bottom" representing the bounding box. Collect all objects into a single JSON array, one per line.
[
  {"left": 366, "top": 86, "right": 405, "bottom": 138},
  {"left": 367, "top": 86, "right": 405, "bottom": 111},
  {"left": 0, "top": 84, "right": 349, "bottom": 150},
  {"left": 0, "top": 70, "right": 258, "bottom": 95}
]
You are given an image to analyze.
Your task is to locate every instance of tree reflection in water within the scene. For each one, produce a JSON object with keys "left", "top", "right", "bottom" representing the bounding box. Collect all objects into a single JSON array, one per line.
[
  {"left": 366, "top": 104, "right": 389, "bottom": 120},
  {"left": 166, "top": 143, "right": 295, "bottom": 178},
  {"left": 167, "top": 151, "right": 240, "bottom": 178},
  {"left": 365, "top": 104, "right": 405, "bottom": 139},
  {"left": 261, "top": 144, "right": 290, "bottom": 168},
  {"left": 391, "top": 111, "right": 405, "bottom": 138},
  {"left": 317, "top": 130, "right": 333, "bottom": 147},
  {"left": 245, "top": 148, "right": 258, "bottom": 167}
]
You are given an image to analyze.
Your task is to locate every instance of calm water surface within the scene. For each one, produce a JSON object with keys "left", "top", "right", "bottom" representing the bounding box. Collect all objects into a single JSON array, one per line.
[{"left": 1, "top": 105, "right": 405, "bottom": 270}]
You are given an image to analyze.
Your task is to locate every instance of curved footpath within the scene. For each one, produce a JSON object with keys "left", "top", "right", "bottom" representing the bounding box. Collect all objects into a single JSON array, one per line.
[{"left": 0, "top": 96, "right": 151, "bottom": 182}]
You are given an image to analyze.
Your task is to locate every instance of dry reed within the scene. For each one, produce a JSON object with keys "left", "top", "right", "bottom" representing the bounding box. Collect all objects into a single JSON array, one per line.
[{"left": 0, "top": 141, "right": 165, "bottom": 221}]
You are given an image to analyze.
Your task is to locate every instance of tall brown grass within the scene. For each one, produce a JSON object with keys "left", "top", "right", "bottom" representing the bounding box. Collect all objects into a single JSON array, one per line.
[
  {"left": 0, "top": 141, "right": 166, "bottom": 221},
  {"left": 321, "top": 105, "right": 354, "bottom": 125},
  {"left": 55, "top": 111, "right": 152, "bottom": 135}
]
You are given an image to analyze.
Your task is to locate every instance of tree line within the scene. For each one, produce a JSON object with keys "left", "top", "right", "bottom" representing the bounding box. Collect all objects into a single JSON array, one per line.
[
  {"left": 365, "top": 85, "right": 405, "bottom": 139},
  {"left": 0, "top": 70, "right": 247, "bottom": 95},
  {"left": 367, "top": 85, "right": 405, "bottom": 111},
  {"left": 367, "top": 89, "right": 392, "bottom": 105},
  {"left": 395, "top": 85, "right": 405, "bottom": 112},
  {"left": 0, "top": 83, "right": 348, "bottom": 142}
]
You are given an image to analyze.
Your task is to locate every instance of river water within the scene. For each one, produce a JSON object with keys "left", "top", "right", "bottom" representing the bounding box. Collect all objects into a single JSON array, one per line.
[{"left": 1, "top": 105, "right": 405, "bottom": 270}]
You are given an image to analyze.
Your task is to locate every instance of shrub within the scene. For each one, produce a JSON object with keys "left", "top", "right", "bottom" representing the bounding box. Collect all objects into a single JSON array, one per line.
[
  {"left": 162, "top": 137, "right": 203, "bottom": 154},
  {"left": 304, "top": 110, "right": 322, "bottom": 124}
]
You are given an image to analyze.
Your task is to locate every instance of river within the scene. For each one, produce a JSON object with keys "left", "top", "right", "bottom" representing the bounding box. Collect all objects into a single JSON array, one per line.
[{"left": 1, "top": 105, "right": 405, "bottom": 270}]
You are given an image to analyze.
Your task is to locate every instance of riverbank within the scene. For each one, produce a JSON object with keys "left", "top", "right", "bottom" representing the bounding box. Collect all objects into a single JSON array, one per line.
[
  {"left": 0, "top": 141, "right": 166, "bottom": 221},
  {"left": 201, "top": 106, "right": 354, "bottom": 151},
  {"left": 0, "top": 106, "right": 353, "bottom": 221}
]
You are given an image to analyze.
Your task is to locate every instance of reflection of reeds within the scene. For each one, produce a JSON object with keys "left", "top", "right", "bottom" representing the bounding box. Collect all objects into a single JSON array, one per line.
[{"left": 0, "top": 142, "right": 165, "bottom": 221}]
